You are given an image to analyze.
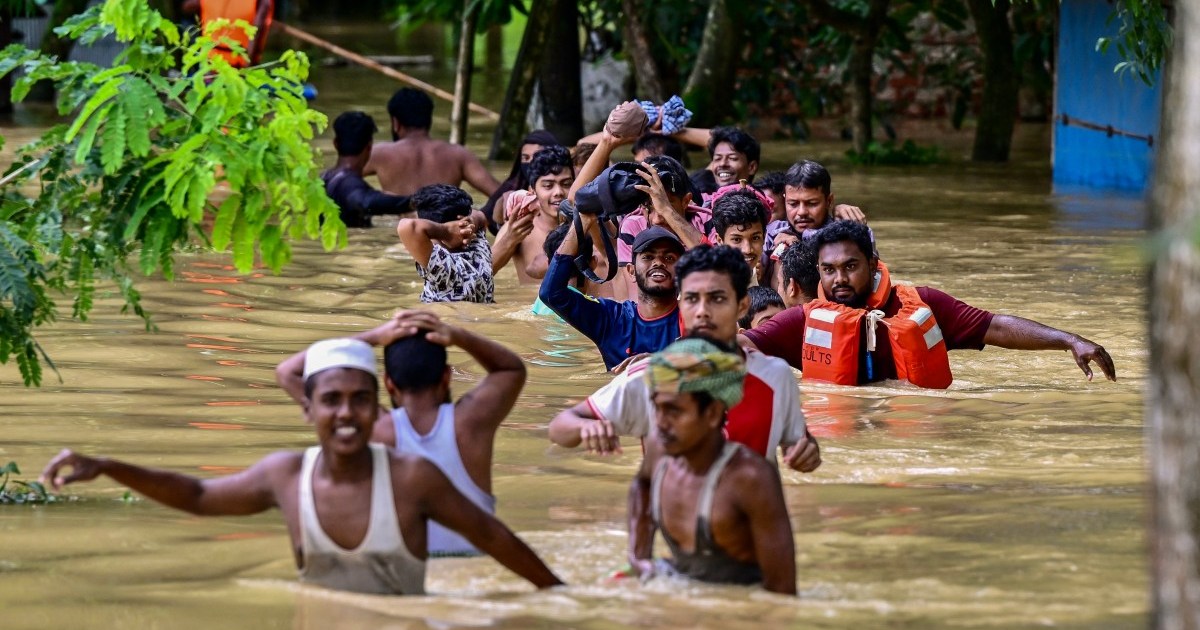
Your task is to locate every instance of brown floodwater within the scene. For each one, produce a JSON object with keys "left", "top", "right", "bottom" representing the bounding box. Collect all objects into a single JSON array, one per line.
[{"left": 0, "top": 25, "right": 1147, "bottom": 629}]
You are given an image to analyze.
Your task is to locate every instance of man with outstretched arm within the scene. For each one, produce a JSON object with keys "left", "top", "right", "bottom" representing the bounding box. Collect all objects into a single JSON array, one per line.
[
  {"left": 44, "top": 338, "right": 562, "bottom": 595},
  {"left": 627, "top": 337, "right": 797, "bottom": 593},
  {"left": 740, "top": 220, "right": 1117, "bottom": 387},
  {"left": 276, "top": 310, "right": 524, "bottom": 557},
  {"left": 548, "top": 245, "right": 821, "bottom": 473}
]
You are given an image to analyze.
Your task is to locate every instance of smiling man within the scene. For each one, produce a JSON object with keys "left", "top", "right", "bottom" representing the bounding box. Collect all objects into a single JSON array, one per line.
[
  {"left": 491, "top": 146, "right": 575, "bottom": 283},
  {"left": 540, "top": 209, "right": 685, "bottom": 370},
  {"left": 42, "top": 338, "right": 562, "bottom": 595},
  {"left": 690, "top": 127, "right": 761, "bottom": 196},
  {"left": 547, "top": 245, "right": 820, "bottom": 473},
  {"left": 741, "top": 221, "right": 1117, "bottom": 387}
]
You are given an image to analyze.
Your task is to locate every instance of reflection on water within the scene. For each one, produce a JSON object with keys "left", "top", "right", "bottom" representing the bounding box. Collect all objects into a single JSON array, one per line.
[{"left": 0, "top": 28, "right": 1147, "bottom": 629}]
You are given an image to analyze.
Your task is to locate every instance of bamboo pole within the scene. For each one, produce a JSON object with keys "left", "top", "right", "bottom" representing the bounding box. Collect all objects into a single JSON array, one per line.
[
  {"left": 450, "top": 0, "right": 480, "bottom": 145},
  {"left": 273, "top": 21, "right": 500, "bottom": 121}
]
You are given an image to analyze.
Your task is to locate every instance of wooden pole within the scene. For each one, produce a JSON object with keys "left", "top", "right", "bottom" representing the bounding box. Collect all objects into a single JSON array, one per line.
[
  {"left": 274, "top": 21, "right": 500, "bottom": 121},
  {"left": 450, "top": 0, "right": 480, "bottom": 145}
]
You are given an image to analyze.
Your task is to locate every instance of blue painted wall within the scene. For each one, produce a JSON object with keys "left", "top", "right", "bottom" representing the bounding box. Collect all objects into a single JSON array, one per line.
[{"left": 1054, "top": 0, "right": 1162, "bottom": 191}]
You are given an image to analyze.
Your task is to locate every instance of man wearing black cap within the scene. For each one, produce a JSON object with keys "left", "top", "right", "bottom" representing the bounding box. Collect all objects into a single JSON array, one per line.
[{"left": 539, "top": 210, "right": 685, "bottom": 371}]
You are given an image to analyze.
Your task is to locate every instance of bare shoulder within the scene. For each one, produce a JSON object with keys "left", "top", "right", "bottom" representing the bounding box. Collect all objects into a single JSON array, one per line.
[
  {"left": 723, "top": 446, "right": 783, "bottom": 494},
  {"left": 252, "top": 450, "right": 305, "bottom": 486},
  {"left": 386, "top": 449, "right": 445, "bottom": 486}
]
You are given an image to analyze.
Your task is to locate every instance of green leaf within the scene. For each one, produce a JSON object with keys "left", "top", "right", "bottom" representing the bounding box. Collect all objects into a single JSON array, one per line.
[
  {"left": 100, "top": 103, "right": 128, "bottom": 175},
  {"left": 63, "top": 80, "right": 121, "bottom": 144},
  {"left": 73, "top": 102, "right": 114, "bottom": 166},
  {"left": 210, "top": 194, "right": 240, "bottom": 251}
]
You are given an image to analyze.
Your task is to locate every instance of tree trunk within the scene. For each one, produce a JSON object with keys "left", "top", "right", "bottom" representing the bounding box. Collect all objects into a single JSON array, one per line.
[
  {"left": 622, "top": 0, "right": 665, "bottom": 102},
  {"left": 803, "top": 0, "right": 890, "bottom": 154},
  {"left": 449, "top": 0, "right": 479, "bottom": 146},
  {"left": 967, "top": 0, "right": 1018, "bottom": 162},
  {"left": 485, "top": 24, "right": 502, "bottom": 75},
  {"left": 489, "top": 0, "right": 557, "bottom": 160},
  {"left": 1149, "top": 1, "right": 1200, "bottom": 626},
  {"left": 846, "top": 33, "right": 876, "bottom": 154},
  {"left": 537, "top": 0, "right": 583, "bottom": 145},
  {"left": 28, "top": 0, "right": 91, "bottom": 102},
  {"left": 0, "top": 8, "right": 13, "bottom": 115},
  {"left": 682, "top": 0, "right": 741, "bottom": 125}
]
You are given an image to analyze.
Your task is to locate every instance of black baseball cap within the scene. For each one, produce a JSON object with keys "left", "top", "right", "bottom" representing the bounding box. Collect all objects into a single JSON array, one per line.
[{"left": 631, "top": 226, "right": 685, "bottom": 254}]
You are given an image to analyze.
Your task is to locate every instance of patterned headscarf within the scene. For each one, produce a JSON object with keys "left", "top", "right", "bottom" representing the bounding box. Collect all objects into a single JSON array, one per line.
[{"left": 645, "top": 338, "right": 746, "bottom": 409}]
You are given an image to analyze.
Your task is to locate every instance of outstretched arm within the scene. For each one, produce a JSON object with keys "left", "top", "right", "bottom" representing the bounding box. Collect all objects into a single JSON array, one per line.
[
  {"left": 417, "top": 460, "right": 562, "bottom": 588},
  {"left": 41, "top": 449, "right": 282, "bottom": 516},
  {"left": 982, "top": 314, "right": 1116, "bottom": 381},
  {"left": 548, "top": 400, "right": 622, "bottom": 454},
  {"left": 461, "top": 150, "right": 501, "bottom": 197}
]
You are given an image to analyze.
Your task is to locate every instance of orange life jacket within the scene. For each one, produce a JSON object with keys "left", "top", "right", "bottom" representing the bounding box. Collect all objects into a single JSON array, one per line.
[
  {"left": 801, "top": 262, "right": 953, "bottom": 388},
  {"left": 200, "top": 0, "right": 273, "bottom": 67}
]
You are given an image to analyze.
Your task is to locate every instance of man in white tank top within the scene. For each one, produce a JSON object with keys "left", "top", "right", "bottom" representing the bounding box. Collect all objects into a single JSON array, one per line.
[
  {"left": 277, "top": 309, "right": 524, "bottom": 557},
  {"left": 42, "top": 339, "right": 562, "bottom": 595}
]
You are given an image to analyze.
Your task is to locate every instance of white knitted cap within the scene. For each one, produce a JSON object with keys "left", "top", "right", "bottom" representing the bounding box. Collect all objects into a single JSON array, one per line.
[{"left": 302, "top": 338, "right": 377, "bottom": 380}]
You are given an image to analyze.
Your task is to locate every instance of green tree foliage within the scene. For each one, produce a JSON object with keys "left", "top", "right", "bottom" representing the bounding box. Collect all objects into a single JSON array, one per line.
[
  {"left": 1098, "top": 0, "right": 1171, "bottom": 86},
  {"left": 0, "top": 0, "right": 343, "bottom": 386}
]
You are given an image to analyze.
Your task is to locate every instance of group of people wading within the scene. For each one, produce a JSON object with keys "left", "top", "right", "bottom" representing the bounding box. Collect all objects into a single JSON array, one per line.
[{"left": 41, "top": 77, "right": 1119, "bottom": 596}]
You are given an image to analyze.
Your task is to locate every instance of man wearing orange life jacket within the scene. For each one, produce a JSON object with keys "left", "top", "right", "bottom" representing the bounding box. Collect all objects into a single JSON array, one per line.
[
  {"left": 183, "top": 0, "right": 273, "bottom": 68},
  {"left": 739, "top": 221, "right": 1117, "bottom": 387}
]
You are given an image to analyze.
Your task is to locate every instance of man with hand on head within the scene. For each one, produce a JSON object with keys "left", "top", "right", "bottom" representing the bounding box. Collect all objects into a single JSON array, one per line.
[
  {"left": 45, "top": 338, "right": 562, "bottom": 595},
  {"left": 275, "top": 310, "right": 525, "bottom": 557},
  {"left": 397, "top": 184, "right": 493, "bottom": 303}
]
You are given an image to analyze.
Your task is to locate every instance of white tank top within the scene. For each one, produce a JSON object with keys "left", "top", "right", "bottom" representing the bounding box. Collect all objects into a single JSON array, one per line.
[
  {"left": 298, "top": 444, "right": 426, "bottom": 594},
  {"left": 392, "top": 403, "right": 497, "bottom": 556}
]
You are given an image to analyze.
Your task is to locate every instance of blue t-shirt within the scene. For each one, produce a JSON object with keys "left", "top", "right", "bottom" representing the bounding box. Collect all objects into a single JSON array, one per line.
[{"left": 538, "top": 254, "right": 680, "bottom": 370}]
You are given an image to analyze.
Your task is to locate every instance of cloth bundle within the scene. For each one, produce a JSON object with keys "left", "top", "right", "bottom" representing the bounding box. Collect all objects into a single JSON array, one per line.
[{"left": 639, "top": 95, "right": 694, "bottom": 136}]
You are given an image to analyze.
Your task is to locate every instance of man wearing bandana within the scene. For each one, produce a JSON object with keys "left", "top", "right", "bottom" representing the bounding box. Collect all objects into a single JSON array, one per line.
[{"left": 626, "top": 337, "right": 797, "bottom": 593}]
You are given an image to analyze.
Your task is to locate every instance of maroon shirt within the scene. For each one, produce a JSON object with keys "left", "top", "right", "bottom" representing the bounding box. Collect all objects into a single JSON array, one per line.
[{"left": 744, "top": 287, "right": 995, "bottom": 383}]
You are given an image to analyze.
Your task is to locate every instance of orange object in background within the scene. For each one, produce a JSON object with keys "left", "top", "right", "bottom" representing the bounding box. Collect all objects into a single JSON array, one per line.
[{"left": 200, "top": 0, "right": 274, "bottom": 67}]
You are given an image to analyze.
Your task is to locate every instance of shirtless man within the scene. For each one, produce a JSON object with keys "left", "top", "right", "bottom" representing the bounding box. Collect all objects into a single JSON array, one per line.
[
  {"left": 276, "top": 310, "right": 523, "bottom": 557},
  {"left": 365, "top": 88, "right": 501, "bottom": 197},
  {"left": 627, "top": 337, "right": 797, "bottom": 593},
  {"left": 491, "top": 145, "right": 574, "bottom": 283},
  {"left": 43, "top": 338, "right": 562, "bottom": 595}
]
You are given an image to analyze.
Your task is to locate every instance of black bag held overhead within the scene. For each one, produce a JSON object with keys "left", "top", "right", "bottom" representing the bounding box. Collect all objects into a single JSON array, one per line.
[{"left": 564, "top": 163, "right": 651, "bottom": 284}]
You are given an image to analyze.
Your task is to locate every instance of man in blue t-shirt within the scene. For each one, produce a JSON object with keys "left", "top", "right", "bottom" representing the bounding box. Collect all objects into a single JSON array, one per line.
[{"left": 539, "top": 214, "right": 683, "bottom": 371}]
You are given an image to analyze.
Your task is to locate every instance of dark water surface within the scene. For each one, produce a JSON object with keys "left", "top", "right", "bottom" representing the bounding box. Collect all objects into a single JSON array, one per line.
[{"left": 0, "top": 25, "right": 1147, "bottom": 629}]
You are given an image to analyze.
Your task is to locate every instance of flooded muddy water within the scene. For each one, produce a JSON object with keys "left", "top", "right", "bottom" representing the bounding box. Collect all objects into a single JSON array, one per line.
[{"left": 0, "top": 25, "right": 1147, "bottom": 630}]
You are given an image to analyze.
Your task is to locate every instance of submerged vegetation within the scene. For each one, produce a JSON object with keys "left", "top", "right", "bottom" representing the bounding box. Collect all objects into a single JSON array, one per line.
[
  {"left": 0, "top": 461, "right": 57, "bottom": 504},
  {"left": 0, "top": 0, "right": 342, "bottom": 386}
]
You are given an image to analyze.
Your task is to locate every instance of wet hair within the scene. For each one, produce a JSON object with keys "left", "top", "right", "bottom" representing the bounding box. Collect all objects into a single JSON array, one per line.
[
  {"left": 384, "top": 332, "right": 447, "bottom": 392},
  {"left": 303, "top": 367, "right": 379, "bottom": 399},
  {"left": 707, "top": 126, "right": 761, "bottom": 165},
  {"left": 711, "top": 191, "right": 768, "bottom": 239},
  {"left": 739, "top": 286, "right": 786, "bottom": 329},
  {"left": 643, "top": 155, "right": 690, "bottom": 198},
  {"left": 674, "top": 244, "right": 752, "bottom": 301},
  {"left": 410, "top": 184, "right": 473, "bottom": 224},
  {"left": 482, "top": 130, "right": 562, "bottom": 223},
  {"left": 387, "top": 88, "right": 434, "bottom": 130},
  {"left": 633, "top": 133, "right": 685, "bottom": 163},
  {"left": 780, "top": 239, "right": 819, "bottom": 299},
  {"left": 332, "top": 111, "right": 377, "bottom": 157},
  {"left": 543, "top": 222, "right": 587, "bottom": 286},
  {"left": 812, "top": 220, "right": 875, "bottom": 263},
  {"left": 572, "top": 143, "right": 597, "bottom": 170},
  {"left": 754, "top": 171, "right": 787, "bottom": 195},
  {"left": 527, "top": 145, "right": 573, "bottom": 185},
  {"left": 784, "top": 160, "right": 832, "bottom": 195}
]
